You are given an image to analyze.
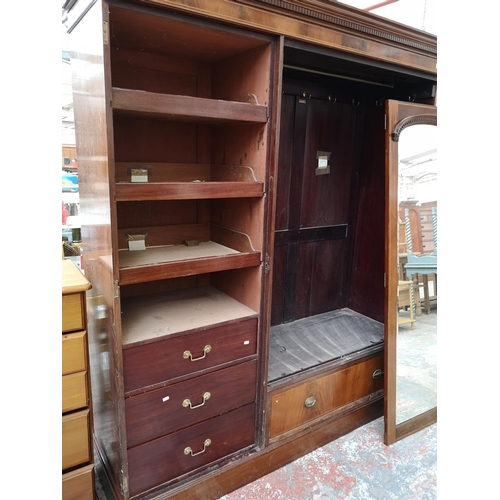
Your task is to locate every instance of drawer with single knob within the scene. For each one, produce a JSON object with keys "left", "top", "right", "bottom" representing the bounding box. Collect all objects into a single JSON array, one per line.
[{"left": 269, "top": 354, "right": 384, "bottom": 438}]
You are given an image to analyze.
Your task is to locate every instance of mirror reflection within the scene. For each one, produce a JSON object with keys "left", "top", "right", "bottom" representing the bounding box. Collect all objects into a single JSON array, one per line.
[{"left": 396, "top": 124, "right": 437, "bottom": 425}]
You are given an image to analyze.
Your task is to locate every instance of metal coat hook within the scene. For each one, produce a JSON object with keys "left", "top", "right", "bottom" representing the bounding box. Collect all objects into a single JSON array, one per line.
[
  {"left": 375, "top": 99, "right": 383, "bottom": 107},
  {"left": 328, "top": 95, "right": 337, "bottom": 102},
  {"left": 302, "top": 91, "right": 311, "bottom": 99},
  {"left": 408, "top": 93, "right": 416, "bottom": 102},
  {"left": 352, "top": 98, "right": 360, "bottom": 107}
]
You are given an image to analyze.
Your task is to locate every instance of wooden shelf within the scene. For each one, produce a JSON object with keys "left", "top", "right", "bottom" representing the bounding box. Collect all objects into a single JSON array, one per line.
[
  {"left": 115, "top": 181, "right": 263, "bottom": 201},
  {"left": 112, "top": 88, "right": 268, "bottom": 124},
  {"left": 118, "top": 241, "right": 261, "bottom": 285},
  {"left": 121, "top": 286, "right": 258, "bottom": 346},
  {"left": 115, "top": 163, "right": 264, "bottom": 201}
]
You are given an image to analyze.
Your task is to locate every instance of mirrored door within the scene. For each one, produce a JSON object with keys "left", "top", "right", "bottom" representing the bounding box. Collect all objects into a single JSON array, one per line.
[{"left": 384, "top": 100, "right": 437, "bottom": 445}]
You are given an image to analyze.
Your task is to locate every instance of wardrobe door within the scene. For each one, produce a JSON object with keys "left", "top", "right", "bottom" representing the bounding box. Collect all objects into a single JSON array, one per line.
[{"left": 384, "top": 100, "right": 437, "bottom": 445}]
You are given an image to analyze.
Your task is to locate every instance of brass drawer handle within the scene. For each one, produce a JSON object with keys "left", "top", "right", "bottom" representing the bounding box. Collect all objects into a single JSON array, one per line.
[
  {"left": 183, "top": 392, "right": 211, "bottom": 409},
  {"left": 183, "top": 345, "right": 211, "bottom": 362},
  {"left": 184, "top": 439, "right": 211, "bottom": 457},
  {"left": 372, "top": 369, "right": 383, "bottom": 380},
  {"left": 304, "top": 396, "right": 316, "bottom": 408}
]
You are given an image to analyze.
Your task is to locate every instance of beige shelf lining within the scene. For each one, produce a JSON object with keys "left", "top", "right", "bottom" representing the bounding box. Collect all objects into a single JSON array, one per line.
[{"left": 121, "top": 286, "right": 257, "bottom": 345}]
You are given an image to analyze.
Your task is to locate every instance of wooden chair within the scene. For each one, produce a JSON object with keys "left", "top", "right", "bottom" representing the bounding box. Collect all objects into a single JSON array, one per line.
[{"left": 404, "top": 208, "right": 437, "bottom": 316}]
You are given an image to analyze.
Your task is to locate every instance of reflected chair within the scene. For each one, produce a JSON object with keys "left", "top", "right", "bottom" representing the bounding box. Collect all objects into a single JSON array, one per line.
[{"left": 404, "top": 208, "right": 437, "bottom": 316}]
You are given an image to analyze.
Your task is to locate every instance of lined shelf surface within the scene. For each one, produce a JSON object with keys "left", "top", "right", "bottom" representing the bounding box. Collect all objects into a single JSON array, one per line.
[
  {"left": 121, "top": 286, "right": 258, "bottom": 345},
  {"left": 268, "top": 309, "right": 384, "bottom": 382},
  {"left": 112, "top": 88, "right": 268, "bottom": 123}
]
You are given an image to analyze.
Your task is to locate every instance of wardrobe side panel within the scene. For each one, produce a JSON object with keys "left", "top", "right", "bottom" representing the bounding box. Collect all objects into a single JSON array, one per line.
[
  {"left": 69, "top": 1, "right": 129, "bottom": 498},
  {"left": 348, "top": 104, "right": 386, "bottom": 322}
]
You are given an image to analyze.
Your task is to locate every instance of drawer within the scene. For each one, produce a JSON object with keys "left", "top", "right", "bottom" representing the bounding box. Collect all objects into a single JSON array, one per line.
[
  {"left": 62, "top": 464, "right": 94, "bottom": 500},
  {"left": 62, "top": 409, "right": 91, "bottom": 471},
  {"left": 126, "top": 360, "right": 257, "bottom": 448},
  {"left": 62, "top": 331, "right": 87, "bottom": 376},
  {"left": 62, "top": 293, "right": 84, "bottom": 333},
  {"left": 269, "top": 355, "right": 384, "bottom": 438},
  {"left": 123, "top": 318, "right": 257, "bottom": 394},
  {"left": 128, "top": 403, "right": 255, "bottom": 497},
  {"left": 62, "top": 371, "right": 88, "bottom": 413}
]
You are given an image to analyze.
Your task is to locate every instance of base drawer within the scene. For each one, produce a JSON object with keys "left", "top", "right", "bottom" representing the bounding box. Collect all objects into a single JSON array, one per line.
[
  {"left": 269, "top": 354, "right": 384, "bottom": 438},
  {"left": 62, "top": 331, "right": 87, "bottom": 376},
  {"left": 62, "top": 464, "right": 94, "bottom": 500},
  {"left": 62, "top": 371, "right": 88, "bottom": 413},
  {"left": 123, "top": 318, "right": 257, "bottom": 393},
  {"left": 127, "top": 403, "right": 255, "bottom": 497},
  {"left": 126, "top": 360, "right": 257, "bottom": 448},
  {"left": 62, "top": 293, "right": 84, "bottom": 333},
  {"left": 62, "top": 409, "right": 91, "bottom": 470}
]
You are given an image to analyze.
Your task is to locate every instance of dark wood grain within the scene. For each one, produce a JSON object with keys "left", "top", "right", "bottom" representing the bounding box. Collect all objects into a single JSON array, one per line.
[
  {"left": 123, "top": 318, "right": 258, "bottom": 393},
  {"left": 127, "top": 404, "right": 256, "bottom": 497},
  {"left": 116, "top": 200, "right": 198, "bottom": 229},
  {"left": 272, "top": 90, "right": 355, "bottom": 325},
  {"left": 115, "top": 181, "right": 264, "bottom": 201},
  {"left": 119, "top": 251, "right": 261, "bottom": 286},
  {"left": 112, "top": 88, "right": 268, "bottom": 123},
  {"left": 142, "top": 399, "right": 383, "bottom": 500},
  {"left": 125, "top": 360, "right": 258, "bottom": 448},
  {"left": 347, "top": 104, "right": 385, "bottom": 322},
  {"left": 138, "top": 0, "right": 436, "bottom": 73},
  {"left": 69, "top": 0, "right": 438, "bottom": 497}
]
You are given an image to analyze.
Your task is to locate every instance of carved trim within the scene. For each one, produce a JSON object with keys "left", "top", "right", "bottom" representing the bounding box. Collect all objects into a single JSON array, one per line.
[
  {"left": 391, "top": 114, "right": 437, "bottom": 142},
  {"left": 233, "top": 0, "right": 437, "bottom": 54}
]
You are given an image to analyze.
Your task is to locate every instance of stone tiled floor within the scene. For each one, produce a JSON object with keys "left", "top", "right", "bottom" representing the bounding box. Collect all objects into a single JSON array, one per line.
[{"left": 220, "top": 417, "right": 437, "bottom": 500}]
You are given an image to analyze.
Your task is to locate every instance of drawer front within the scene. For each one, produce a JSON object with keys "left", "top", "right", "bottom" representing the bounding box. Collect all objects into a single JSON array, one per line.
[
  {"left": 62, "top": 409, "right": 90, "bottom": 471},
  {"left": 128, "top": 403, "right": 255, "bottom": 497},
  {"left": 62, "top": 464, "right": 94, "bottom": 500},
  {"left": 126, "top": 360, "right": 257, "bottom": 448},
  {"left": 62, "top": 371, "right": 88, "bottom": 413},
  {"left": 62, "top": 331, "right": 87, "bottom": 376},
  {"left": 269, "top": 355, "right": 384, "bottom": 438},
  {"left": 123, "top": 318, "right": 257, "bottom": 394},
  {"left": 62, "top": 293, "right": 84, "bottom": 333}
]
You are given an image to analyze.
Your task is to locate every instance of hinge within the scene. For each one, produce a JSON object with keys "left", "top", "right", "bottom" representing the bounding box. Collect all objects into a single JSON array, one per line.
[
  {"left": 384, "top": 114, "right": 387, "bottom": 130},
  {"left": 114, "top": 279, "right": 120, "bottom": 298},
  {"left": 265, "top": 253, "right": 270, "bottom": 274},
  {"left": 103, "top": 20, "right": 109, "bottom": 45},
  {"left": 384, "top": 273, "right": 386, "bottom": 288}
]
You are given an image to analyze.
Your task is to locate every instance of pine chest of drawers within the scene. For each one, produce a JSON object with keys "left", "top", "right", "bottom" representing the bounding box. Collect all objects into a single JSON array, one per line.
[{"left": 62, "top": 260, "right": 94, "bottom": 500}]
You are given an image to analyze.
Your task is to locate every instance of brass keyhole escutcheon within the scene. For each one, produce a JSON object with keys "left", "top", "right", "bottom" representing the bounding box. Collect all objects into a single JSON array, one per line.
[{"left": 304, "top": 396, "right": 316, "bottom": 408}]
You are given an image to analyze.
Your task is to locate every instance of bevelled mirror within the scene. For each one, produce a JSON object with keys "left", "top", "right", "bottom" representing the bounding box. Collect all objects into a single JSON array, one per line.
[{"left": 384, "top": 100, "right": 437, "bottom": 445}]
